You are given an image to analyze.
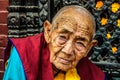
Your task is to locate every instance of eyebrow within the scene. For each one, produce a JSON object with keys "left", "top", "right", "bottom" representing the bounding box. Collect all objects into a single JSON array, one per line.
[
  {"left": 75, "top": 36, "right": 89, "bottom": 42},
  {"left": 58, "top": 29, "right": 73, "bottom": 34}
]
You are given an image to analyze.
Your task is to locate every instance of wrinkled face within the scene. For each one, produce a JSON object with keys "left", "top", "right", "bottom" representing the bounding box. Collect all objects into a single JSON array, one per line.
[{"left": 44, "top": 10, "right": 97, "bottom": 71}]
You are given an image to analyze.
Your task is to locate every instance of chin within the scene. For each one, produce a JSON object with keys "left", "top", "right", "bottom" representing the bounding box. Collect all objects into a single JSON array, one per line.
[
  {"left": 54, "top": 63, "right": 73, "bottom": 72},
  {"left": 58, "top": 67, "right": 70, "bottom": 72}
]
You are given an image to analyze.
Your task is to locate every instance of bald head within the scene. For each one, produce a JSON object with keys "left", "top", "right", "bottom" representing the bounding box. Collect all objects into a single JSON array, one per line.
[{"left": 52, "top": 5, "right": 96, "bottom": 39}]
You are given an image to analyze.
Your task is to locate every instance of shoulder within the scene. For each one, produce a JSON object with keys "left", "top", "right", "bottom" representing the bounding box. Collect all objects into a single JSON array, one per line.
[
  {"left": 4, "top": 33, "right": 45, "bottom": 63},
  {"left": 8, "top": 32, "right": 45, "bottom": 55},
  {"left": 77, "top": 57, "right": 105, "bottom": 80},
  {"left": 10, "top": 33, "right": 44, "bottom": 46}
]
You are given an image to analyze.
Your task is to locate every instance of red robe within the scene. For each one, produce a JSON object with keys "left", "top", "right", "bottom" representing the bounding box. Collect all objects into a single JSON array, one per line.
[{"left": 4, "top": 33, "right": 105, "bottom": 80}]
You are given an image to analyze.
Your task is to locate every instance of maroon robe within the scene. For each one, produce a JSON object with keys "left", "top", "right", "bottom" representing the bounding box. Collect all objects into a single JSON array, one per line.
[{"left": 5, "top": 33, "right": 105, "bottom": 80}]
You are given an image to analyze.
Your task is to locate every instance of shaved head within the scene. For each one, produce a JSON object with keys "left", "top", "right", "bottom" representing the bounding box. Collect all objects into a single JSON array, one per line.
[{"left": 52, "top": 5, "right": 96, "bottom": 39}]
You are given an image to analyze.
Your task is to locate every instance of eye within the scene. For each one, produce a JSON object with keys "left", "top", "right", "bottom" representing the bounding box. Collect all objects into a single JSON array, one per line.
[
  {"left": 75, "top": 41, "right": 85, "bottom": 50},
  {"left": 57, "top": 35, "right": 67, "bottom": 45},
  {"left": 59, "top": 35, "right": 67, "bottom": 41},
  {"left": 76, "top": 42, "right": 84, "bottom": 46}
]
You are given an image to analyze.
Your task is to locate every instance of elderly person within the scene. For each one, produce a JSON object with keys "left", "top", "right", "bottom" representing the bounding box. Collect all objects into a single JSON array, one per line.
[{"left": 3, "top": 5, "right": 105, "bottom": 80}]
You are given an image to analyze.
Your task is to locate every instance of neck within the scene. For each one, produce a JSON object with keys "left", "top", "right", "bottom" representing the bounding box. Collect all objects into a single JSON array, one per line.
[
  {"left": 52, "top": 64, "right": 60, "bottom": 77},
  {"left": 52, "top": 64, "right": 66, "bottom": 77}
]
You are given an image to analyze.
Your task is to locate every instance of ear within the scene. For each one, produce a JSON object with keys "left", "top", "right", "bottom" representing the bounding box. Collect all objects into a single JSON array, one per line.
[
  {"left": 44, "top": 20, "right": 52, "bottom": 43},
  {"left": 84, "top": 39, "right": 98, "bottom": 57},
  {"left": 90, "top": 39, "right": 98, "bottom": 47}
]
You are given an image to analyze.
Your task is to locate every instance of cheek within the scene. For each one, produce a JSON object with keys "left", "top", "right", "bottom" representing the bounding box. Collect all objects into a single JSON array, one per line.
[
  {"left": 51, "top": 37, "right": 63, "bottom": 53},
  {"left": 49, "top": 37, "right": 63, "bottom": 62},
  {"left": 73, "top": 50, "right": 87, "bottom": 66},
  {"left": 51, "top": 32, "right": 68, "bottom": 52}
]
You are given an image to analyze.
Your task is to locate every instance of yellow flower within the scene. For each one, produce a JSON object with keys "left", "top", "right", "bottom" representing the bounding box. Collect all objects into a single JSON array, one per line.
[
  {"left": 96, "top": 1, "right": 104, "bottom": 10},
  {"left": 106, "top": 33, "right": 111, "bottom": 39},
  {"left": 101, "top": 17, "right": 108, "bottom": 25},
  {"left": 111, "top": 3, "right": 120, "bottom": 13},
  {"left": 117, "top": 19, "right": 120, "bottom": 27},
  {"left": 112, "top": 46, "right": 118, "bottom": 53}
]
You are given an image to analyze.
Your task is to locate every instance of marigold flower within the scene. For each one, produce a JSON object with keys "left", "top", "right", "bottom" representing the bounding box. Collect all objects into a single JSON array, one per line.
[
  {"left": 101, "top": 17, "right": 108, "bottom": 25},
  {"left": 106, "top": 33, "right": 111, "bottom": 39},
  {"left": 96, "top": 1, "right": 104, "bottom": 10},
  {"left": 111, "top": 3, "right": 120, "bottom": 13},
  {"left": 117, "top": 19, "right": 120, "bottom": 27},
  {"left": 112, "top": 46, "right": 118, "bottom": 53}
]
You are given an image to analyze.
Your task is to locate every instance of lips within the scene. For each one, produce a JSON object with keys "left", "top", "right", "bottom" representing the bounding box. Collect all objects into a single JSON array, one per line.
[{"left": 58, "top": 57, "right": 72, "bottom": 65}]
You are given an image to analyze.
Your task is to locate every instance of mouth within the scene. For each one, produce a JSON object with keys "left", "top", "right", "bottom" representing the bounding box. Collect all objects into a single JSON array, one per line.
[{"left": 58, "top": 57, "right": 72, "bottom": 65}]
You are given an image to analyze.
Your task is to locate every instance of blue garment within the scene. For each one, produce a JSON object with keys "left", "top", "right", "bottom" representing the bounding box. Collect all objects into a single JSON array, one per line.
[{"left": 3, "top": 46, "right": 26, "bottom": 80}]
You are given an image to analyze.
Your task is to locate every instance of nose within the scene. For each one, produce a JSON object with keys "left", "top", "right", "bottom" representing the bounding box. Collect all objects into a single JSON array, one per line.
[{"left": 62, "top": 41, "right": 73, "bottom": 55}]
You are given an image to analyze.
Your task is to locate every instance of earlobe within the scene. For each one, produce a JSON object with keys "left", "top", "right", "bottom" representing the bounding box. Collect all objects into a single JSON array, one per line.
[
  {"left": 44, "top": 20, "right": 51, "bottom": 31},
  {"left": 43, "top": 20, "right": 52, "bottom": 43},
  {"left": 91, "top": 39, "right": 98, "bottom": 47}
]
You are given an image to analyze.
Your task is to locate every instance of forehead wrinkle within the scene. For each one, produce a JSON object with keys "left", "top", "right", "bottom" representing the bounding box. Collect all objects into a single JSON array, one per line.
[
  {"left": 57, "top": 12, "right": 91, "bottom": 36},
  {"left": 56, "top": 24, "right": 74, "bottom": 35},
  {"left": 75, "top": 26, "right": 91, "bottom": 42},
  {"left": 56, "top": 16, "right": 77, "bottom": 25},
  {"left": 55, "top": 16, "right": 77, "bottom": 30},
  {"left": 77, "top": 25, "right": 90, "bottom": 35},
  {"left": 55, "top": 16, "right": 91, "bottom": 40}
]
